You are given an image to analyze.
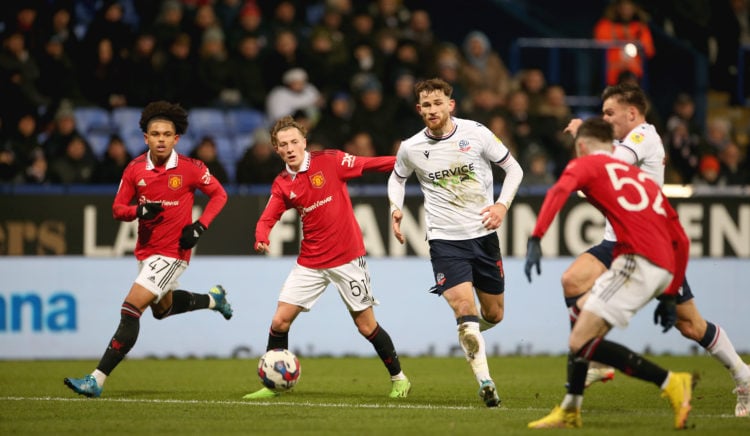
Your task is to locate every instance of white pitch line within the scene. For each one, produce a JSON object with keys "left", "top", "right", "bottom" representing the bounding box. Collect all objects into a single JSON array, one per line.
[{"left": 0, "top": 396, "right": 740, "bottom": 419}]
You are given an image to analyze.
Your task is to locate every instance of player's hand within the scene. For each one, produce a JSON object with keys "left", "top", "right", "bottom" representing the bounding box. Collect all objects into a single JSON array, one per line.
[
  {"left": 653, "top": 294, "right": 677, "bottom": 333},
  {"left": 481, "top": 203, "right": 507, "bottom": 230},
  {"left": 563, "top": 118, "right": 583, "bottom": 137},
  {"left": 392, "top": 209, "right": 405, "bottom": 244},
  {"left": 254, "top": 241, "right": 269, "bottom": 254},
  {"left": 136, "top": 202, "right": 164, "bottom": 220},
  {"left": 179, "top": 221, "right": 206, "bottom": 249},
  {"left": 524, "top": 236, "right": 542, "bottom": 283}
]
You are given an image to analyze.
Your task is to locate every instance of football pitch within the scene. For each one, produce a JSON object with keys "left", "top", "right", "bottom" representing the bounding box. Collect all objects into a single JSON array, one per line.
[{"left": 1, "top": 355, "right": 748, "bottom": 435}]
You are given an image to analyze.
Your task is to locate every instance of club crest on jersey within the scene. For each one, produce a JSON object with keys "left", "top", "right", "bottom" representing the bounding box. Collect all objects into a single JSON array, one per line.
[
  {"left": 309, "top": 171, "right": 325, "bottom": 188},
  {"left": 458, "top": 139, "right": 471, "bottom": 152},
  {"left": 629, "top": 132, "right": 644, "bottom": 144},
  {"left": 168, "top": 175, "right": 183, "bottom": 190}
]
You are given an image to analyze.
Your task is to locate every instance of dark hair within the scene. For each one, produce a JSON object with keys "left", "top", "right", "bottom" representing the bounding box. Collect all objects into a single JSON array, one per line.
[
  {"left": 414, "top": 78, "right": 453, "bottom": 100},
  {"left": 600, "top": 82, "right": 649, "bottom": 115},
  {"left": 139, "top": 101, "right": 189, "bottom": 135},
  {"left": 575, "top": 117, "right": 614, "bottom": 144},
  {"left": 270, "top": 115, "right": 306, "bottom": 148}
]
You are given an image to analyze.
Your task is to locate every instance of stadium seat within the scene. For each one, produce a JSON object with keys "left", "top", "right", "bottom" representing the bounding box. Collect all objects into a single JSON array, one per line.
[
  {"left": 188, "top": 108, "right": 228, "bottom": 139},
  {"left": 112, "top": 107, "right": 144, "bottom": 137},
  {"left": 226, "top": 108, "right": 266, "bottom": 135},
  {"left": 122, "top": 130, "right": 147, "bottom": 157},
  {"left": 73, "top": 107, "right": 113, "bottom": 135},
  {"left": 87, "top": 132, "right": 113, "bottom": 158}
]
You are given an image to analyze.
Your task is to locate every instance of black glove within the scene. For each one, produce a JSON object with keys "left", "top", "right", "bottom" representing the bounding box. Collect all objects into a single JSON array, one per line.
[
  {"left": 524, "top": 236, "right": 542, "bottom": 283},
  {"left": 653, "top": 294, "right": 677, "bottom": 333},
  {"left": 137, "top": 202, "right": 164, "bottom": 220},
  {"left": 179, "top": 221, "right": 206, "bottom": 249}
]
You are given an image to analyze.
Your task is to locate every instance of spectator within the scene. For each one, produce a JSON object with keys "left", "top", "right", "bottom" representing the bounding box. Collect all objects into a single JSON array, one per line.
[
  {"left": 81, "top": 0, "right": 135, "bottom": 60},
  {"left": 190, "top": 136, "right": 230, "bottom": 184},
  {"left": 593, "top": 0, "right": 656, "bottom": 86},
  {"left": 123, "top": 32, "right": 162, "bottom": 107},
  {"left": 93, "top": 134, "right": 132, "bottom": 184},
  {"left": 347, "top": 9, "right": 376, "bottom": 49},
  {"left": 267, "top": 0, "right": 307, "bottom": 39},
  {"left": 17, "top": 147, "right": 50, "bottom": 184},
  {"left": 42, "top": 104, "right": 88, "bottom": 161},
  {"left": 343, "top": 131, "right": 389, "bottom": 185},
  {"left": 706, "top": 116, "right": 733, "bottom": 153},
  {"left": 149, "top": 0, "right": 186, "bottom": 52},
  {"left": 78, "top": 38, "right": 128, "bottom": 109},
  {"left": 350, "top": 75, "right": 398, "bottom": 155},
  {"left": 693, "top": 154, "right": 722, "bottom": 186},
  {"left": 304, "top": 27, "right": 350, "bottom": 95},
  {"left": 49, "top": 134, "right": 98, "bottom": 184},
  {"left": 401, "top": 9, "right": 438, "bottom": 68},
  {"left": 6, "top": 113, "right": 44, "bottom": 171},
  {"left": 185, "top": 3, "right": 221, "bottom": 56},
  {"left": 160, "top": 33, "right": 197, "bottom": 107},
  {"left": 538, "top": 85, "right": 575, "bottom": 172},
  {"left": 235, "top": 127, "right": 284, "bottom": 184},
  {"left": 521, "top": 151, "right": 555, "bottom": 187},
  {"left": 310, "top": 90, "right": 354, "bottom": 150},
  {"left": 36, "top": 34, "right": 85, "bottom": 115},
  {"left": 193, "top": 26, "right": 237, "bottom": 107},
  {"left": 462, "top": 86, "right": 503, "bottom": 127},
  {"left": 433, "top": 43, "right": 469, "bottom": 109},
  {"left": 227, "top": 1, "right": 270, "bottom": 53},
  {"left": 0, "top": 31, "right": 48, "bottom": 121},
  {"left": 460, "top": 30, "right": 511, "bottom": 103},
  {"left": 262, "top": 28, "right": 310, "bottom": 90},
  {"left": 230, "top": 34, "right": 267, "bottom": 111},
  {"left": 664, "top": 93, "right": 707, "bottom": 183},
  {"left": 516, "top": 68, "right": 547, "bottom": 115},
  {"left": 265, "top": 68, "right": 322, "bottom": 124},
  {"left": 709, "top": 0, "right": 750, "bottom": 103},
  {"left": 369, "top": 0, "right": 411, "bottom": 33},
  {"left": 718, "top": 142, "right": 748, "bottom": 185},
  {"left": 391, "top": 70, "right": 423, "bottom": 141},
  {"left": 42, "top": 5, "right": 82, "bottom": 62}
]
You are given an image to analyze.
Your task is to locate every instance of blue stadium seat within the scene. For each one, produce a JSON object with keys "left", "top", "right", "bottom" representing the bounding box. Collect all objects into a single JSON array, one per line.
[
  {"left": 122, "top": 130, "right": 147, "bottom": 157},
  {"left": 188, "top": 108, "right": 228, "bottom": 139},
  {"left": 111, "top": 107, "right": 143, "bottom": 137},
  {"left": 73, "top": 107, "right": 113, "bottom": 135},
  {"left": 226, "top": 108, "right": 266, "bottom": 135},
  {"left": 87, "top": 132, "right": 113, "bottom": 158}
]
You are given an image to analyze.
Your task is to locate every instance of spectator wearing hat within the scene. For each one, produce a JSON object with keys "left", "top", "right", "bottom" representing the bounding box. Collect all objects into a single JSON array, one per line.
[
  {"left": 194, "top": 26, "right": 237, "bottom": 107},
  {"left": 227, "top": 1, "right": 270, "bottom": 53},
  {"left": 265, "top": 68, "right": 322, "bottom": 123},
  {"left": 693, "top": 154, "right": 721, "bottom": 186}
]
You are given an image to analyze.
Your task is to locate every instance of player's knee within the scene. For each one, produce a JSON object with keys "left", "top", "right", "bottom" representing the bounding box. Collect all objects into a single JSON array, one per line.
[
  {"left": 482, "top": 307, "right": 504, "bottom": 324},
  {"left": 561, "top": 270, "right": 585, "bottom": 298}
]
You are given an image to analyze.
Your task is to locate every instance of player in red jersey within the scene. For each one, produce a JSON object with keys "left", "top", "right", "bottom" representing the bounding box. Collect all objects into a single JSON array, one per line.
[
  {"left": 524, "top": 118, "right": 693, "bottom": 430},
  {"left": 64, "top": 101, "right": 231, "bottom": 398},
  {"left": 243, "top": 116, "right": 410, "bottom": 400}
]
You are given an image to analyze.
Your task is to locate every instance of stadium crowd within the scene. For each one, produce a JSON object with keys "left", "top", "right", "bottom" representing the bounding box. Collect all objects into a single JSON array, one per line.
[{"left": 0, "top": 0, "right": 748, "bottom": 186}]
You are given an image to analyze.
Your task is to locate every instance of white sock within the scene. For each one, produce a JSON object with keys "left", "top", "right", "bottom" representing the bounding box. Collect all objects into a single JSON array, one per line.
[
  {"left": 390, "top": 372, "right": 406, "bottom": 381},
  {"left": 208, "top": 293, "right": 216, "bottom": 309},
  {"left": 92, "top": 369, "right": 107, "bottom": 387},
  {"left": 660, "top": 372, "right": 671, "bottom": 390},
  {"left": 706, "top": 326, "right": 750, "bottom": 384},
  {"left": 561, "top": 393, "right": 583, "bottom": 410},
  {"left": 457, "top": 321, "right": 491, "bottom": 383}
]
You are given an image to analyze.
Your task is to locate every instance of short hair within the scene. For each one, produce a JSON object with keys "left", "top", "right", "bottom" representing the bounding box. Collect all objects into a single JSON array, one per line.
[
  {"left": 139, "top": 101, "right": 188, "bottom": 135},
  {"left": 414, "top": 78, "right": 453, "bottom": 100},
  {"left": 600, "top": 82, "right": 649, "bottom": 115},
  {"left": 270, "top": 115, "right": 306, "bottom": 148},
  {"left": 575, "top": 117, "right": 614, "bottom": 144}
]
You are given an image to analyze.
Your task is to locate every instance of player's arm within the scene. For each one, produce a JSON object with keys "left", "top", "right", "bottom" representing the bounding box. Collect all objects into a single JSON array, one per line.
[
  {"left": 254, "top": 183, "right": 289, "bottom": 253},
  {"left": 112, "top": 170, "right": 138, "bottom": 221},
  {"left": 359, "top": 155, "right": 396, "bottom": 173},
  {"left": 482, "top": 152, "right": 523, "bottom": 230},
  {"left": 387, "top": 170, "right": 407, "bottom": 244}
]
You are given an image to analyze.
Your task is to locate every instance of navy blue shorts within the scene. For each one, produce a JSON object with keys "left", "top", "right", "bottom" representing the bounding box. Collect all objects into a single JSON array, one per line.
[
  {"left": 586, "top": 240, "right": 694, "bottom": 304},
  {"left": 428, "top": 233, "right": 505, "bottom": 296}
]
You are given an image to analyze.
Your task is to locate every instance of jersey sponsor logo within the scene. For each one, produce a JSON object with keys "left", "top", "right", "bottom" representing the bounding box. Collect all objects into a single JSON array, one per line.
[
  {"left": 341, "top": 153, "right": 356, "bottom": 168},
  {"left": 427, "top": 163, "right": 476, "bottom": 183},
  {"left": 168, "top": 175, "right": 183, "bottom": 190},
  {"left": 458, "top": 139, "right": 471, "bottom": 152},
  {"left": 298, "top": 195, "right": 333, "bottom": 216},
  {"left": 137, "top": 178, "right": 147, "bottom": 186},
  {"left": 309, "top": 171, "right": 326, "bottom": 188},
  {"left": 629, "top": 132, "right": 644, "bottom": 144}
]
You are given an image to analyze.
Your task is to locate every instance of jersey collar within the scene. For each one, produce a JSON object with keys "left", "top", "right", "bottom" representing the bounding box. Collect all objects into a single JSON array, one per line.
[
  {"left": 424, "top": 117, "right": 458, "bottom": 141},
  {"left": 145, "top": 150, "right": 179, "bottom": 170},
  {"left": 285, "top": 151, "right": 310, "bottom": 178}
]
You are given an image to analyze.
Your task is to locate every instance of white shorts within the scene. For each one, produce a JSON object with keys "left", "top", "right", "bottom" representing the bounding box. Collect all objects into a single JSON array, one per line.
[
  {"left": 583, "top": 254, "right": 673, "bottom": 329},
  {"left": 135, "top": 255, "right": 188, "bottom": 303},
  {"left": 279, "top": 256, "right": 379, "bottom": 312}
]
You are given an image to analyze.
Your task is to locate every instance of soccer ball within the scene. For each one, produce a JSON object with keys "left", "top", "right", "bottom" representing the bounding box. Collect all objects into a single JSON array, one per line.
[{"left": 258, "top": 348, "right": 301, "bottom": 391}]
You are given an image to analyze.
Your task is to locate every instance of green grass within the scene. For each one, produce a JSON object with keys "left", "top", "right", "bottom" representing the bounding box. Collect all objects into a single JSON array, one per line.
[{"left": 1, "top": 355, "right": 748, "bottom": 435}]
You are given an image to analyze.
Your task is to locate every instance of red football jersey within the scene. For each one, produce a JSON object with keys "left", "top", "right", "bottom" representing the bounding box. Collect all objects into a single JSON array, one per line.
[
  {"left": 113, "top": 151, "right": 227, "bottom": 261},
  {"left": 256, "top": 150, "right": 395, "bottom": 269},
  {"left": 532, "top": 152, "right": 688, "bottom": 295}
]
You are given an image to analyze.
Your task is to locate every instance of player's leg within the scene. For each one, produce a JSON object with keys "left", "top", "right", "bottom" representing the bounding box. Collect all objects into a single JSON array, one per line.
[
  {"left": 474, "top": 232, "right": 505, "bottom": 332},
  {"left": 150, "top": 285, "right": 233, "bottom": 320},
  {"left": 244, "top": 264, "right": 324, "bottom": 400},
  {"left": 674, "top": 281, "right": 750, "bottom": 416},
  {"left": 563, "top": 242, "right": 615, "bottom": 387},
  {"left": 64, "top": 282, "right": 154, "bottom": 397}
]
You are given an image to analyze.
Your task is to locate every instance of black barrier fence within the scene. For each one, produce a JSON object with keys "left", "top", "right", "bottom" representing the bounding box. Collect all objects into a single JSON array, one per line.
[{"left": 1, "top": 191, "right": 748, "bottom": 257}]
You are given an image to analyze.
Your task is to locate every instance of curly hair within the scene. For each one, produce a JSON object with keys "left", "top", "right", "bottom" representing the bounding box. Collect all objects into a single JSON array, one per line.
[{"left": 139, "top": 101, "right": 189, "bottom": 135}]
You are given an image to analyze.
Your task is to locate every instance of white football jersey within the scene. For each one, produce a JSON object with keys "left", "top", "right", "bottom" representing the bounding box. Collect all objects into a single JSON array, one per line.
[
  {"left": 393, "top": 117, "right": 512, "bottom": 241},
  {"left": 604, "top": 122, "right": 666, "bottom": 241}
]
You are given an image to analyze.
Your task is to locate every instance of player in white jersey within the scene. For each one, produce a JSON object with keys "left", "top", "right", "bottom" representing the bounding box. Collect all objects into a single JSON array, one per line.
[
  {"left": 388, "top": 78, "right": 523, "bottom": 407},
  {"left": 562, "top": 82, "right": 750, "bottom": 417}
]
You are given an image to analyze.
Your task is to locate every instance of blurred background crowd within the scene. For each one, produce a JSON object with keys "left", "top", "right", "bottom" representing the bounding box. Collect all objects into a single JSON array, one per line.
[{"left": 0, "top": 0, "right": 748, "bottom": 188}]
